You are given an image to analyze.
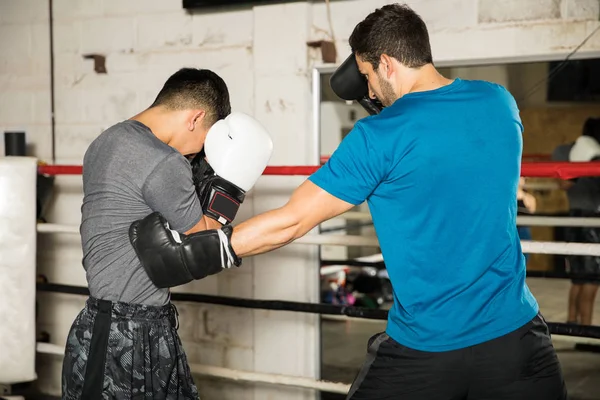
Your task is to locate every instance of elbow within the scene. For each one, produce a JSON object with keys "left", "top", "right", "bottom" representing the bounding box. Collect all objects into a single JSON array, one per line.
[
  {"left": 276, "top": 217, "right": 307, "bottom": 247},
  {"left": 276, "top": 222, "right": 302, "bottom": 247},
  {"left": 277, "top": 205, "right": 313, "bottom": 245},
  {"left": 289, "top": 218, "right": 315, "bottom": 243},
  {"left": 290, "top": 222, "right": 305, "bottom": 242}
]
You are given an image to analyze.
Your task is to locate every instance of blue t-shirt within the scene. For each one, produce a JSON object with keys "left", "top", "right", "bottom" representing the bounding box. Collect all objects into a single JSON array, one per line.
[{"left": 309, "top": 78, "right": 538, "bottom": 352}]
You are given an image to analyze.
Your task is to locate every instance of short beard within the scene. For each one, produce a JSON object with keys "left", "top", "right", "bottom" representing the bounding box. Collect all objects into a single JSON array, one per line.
[{"left": 376, "top": 72, "right": 397, "bottom": 107}]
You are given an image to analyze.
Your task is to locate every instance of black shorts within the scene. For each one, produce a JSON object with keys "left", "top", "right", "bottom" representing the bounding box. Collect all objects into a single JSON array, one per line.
[
  {"left": 346, "top": 313, "right": 567, "bottom": 400},
  {"left": 565, "top": 210, "right": 600, "bottom": 285}
]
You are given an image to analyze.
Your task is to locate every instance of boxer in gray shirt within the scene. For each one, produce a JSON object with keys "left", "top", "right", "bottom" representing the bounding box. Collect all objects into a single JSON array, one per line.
[
  {"left": 80, "top": 119, "right": 201, "bottom": 306},
  {"left": 62, "top": 68, "right": 230, "bottom": 400}
]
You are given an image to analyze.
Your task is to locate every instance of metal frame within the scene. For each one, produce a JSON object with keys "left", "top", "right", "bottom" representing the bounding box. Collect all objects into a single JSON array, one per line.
[
  {"left": 182, "top": 0, "right": 304, "bottom": 9},
  {"left": 311, "top": 50, "right": 600, "bottom": 156}
]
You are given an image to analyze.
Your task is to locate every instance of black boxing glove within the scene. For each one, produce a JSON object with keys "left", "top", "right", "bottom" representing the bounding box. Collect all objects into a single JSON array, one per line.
[
  {"left": 190, "top": 152, "right": 245, "bottom": 225},
  {"left": 129, "top": 212, "right": 241, "bottom": 288},
  {"left": 330, "top": 53, "right": 383, "bottom": 116}
]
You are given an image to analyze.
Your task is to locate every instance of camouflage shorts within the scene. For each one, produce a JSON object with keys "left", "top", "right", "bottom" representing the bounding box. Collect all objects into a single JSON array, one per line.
[{"left": 61, "top": 297, "right": 199, "bottom": 400}]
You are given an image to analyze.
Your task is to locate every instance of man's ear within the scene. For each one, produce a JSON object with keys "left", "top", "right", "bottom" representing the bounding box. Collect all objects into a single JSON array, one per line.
[
  {"left": 189, "top": 110, "right": 207, "bottom": 131},
  {"left": 380, "top": 54, "right": 395, "bottom": 79}
]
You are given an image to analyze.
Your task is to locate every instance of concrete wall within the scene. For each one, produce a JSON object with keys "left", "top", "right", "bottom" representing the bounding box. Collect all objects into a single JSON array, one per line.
[{"left": 1, "top": 0, "right": 599, "bottom": 398}]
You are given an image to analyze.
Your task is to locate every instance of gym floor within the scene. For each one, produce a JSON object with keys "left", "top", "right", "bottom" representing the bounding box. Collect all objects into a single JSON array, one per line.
[{"left": 321, "top": 278, "right": 600, "bottom": 400}]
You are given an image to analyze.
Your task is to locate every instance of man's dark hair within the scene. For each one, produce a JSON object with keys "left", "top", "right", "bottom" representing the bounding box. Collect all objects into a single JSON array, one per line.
[
  {"left": 582, "top": 117, "right": 600, "bottom": 143},
  {"left": 349, "top": 3, "right": 433, "bottom": 70},
  {"left": 151, "top": 68, "right": 231, "bottom": 125}
]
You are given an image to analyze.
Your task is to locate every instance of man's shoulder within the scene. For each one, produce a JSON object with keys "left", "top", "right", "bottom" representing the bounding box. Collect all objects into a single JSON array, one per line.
[
  {"left": 459, "top": 78, "right": 506, "bottom": 91},
  {"left": 90, "top": 121, "right": 175, "bottom": 157},
  {"left": 347, "top": 116, "right": 389, "bottom": 146},
  {"left": 458, "top": 79, "right": 514, "bottom": 101},
  {"left": 84, "top": 120, "right": 181, "bottom": 176}
]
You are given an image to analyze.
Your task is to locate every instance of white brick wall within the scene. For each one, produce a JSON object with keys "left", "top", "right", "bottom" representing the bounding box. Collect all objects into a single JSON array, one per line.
[
  {"left": 52, "top": 0, "right": 103, "bottom": 22},
  {"left": 479, "top": 0, "right": 562, "bottom": 23},
  {"left": 136, "top": 13, "right": 193, "bottom": 50},
  {"left": 0, "top": 0, "right": 49, "bottom": 24},
  {"left": 0, "top": 0, "right": 51, "bottom": 159},
  {"left": 80, "top": 17, "right": 136, "bottom": 54},
  {"left": 1, "top": 0, "right": 600, "bottom": 398},
  {"left": 563, "top": 0, "right": 600, "bottom": 19}
]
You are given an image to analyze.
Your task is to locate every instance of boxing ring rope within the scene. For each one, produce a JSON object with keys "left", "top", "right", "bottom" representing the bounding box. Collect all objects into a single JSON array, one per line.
[
  {"left": 36, "top": 161, "right": 600, "bottom": 179},
  {"left": 37, "top": 164, "right": 322, "bottom": 177},
  {"left": 1, "top": 158, "right": 598, "bottom": 391},
  {"left": 37, "top": 161, "right": 600, "bottom": 234},
  {"left": 338, "top": 211, "right": 600, "bottom": 227},
  {"left": 516, "top": 215, "right": 600, "bottom": 227},
  {"left": 45, "top": 212, "right": 600, "bottom": 229},
  {"left": 34, "top": 343, "right": 351, "bottom": 394},
  {"left": 33, "top": 224, "right": 600, "bottom": 256},
  {"left": 33, "top": 222, "right": 600, "bottom": 283},
  {"left": 32, "top": 281, "right": 600, "bottom": 394},
  {"left": 36, "top": 223, "right": 79, "bottom": 234},
  {"left": 37, "top": 161, "right": 600, "bottom": 232},
  {"left": 33, "top": 157, "right": 600, "bottom": 281},
  {"left": 320, "top": 256, "right": 600, "bottom": 282}
]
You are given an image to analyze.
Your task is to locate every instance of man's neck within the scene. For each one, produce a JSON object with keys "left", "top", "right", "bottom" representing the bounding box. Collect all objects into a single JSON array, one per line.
[
  {"left": 130, "top": 107, "right": 174, "bottom": 146},
  {"left": 406, "top": 64, "right": 454, "bottom": 94}
]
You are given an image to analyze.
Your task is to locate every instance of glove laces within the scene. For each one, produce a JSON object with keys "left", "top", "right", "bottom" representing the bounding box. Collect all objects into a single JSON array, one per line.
[{"left": 217, "top": 229, "right": 235, "bottom": 269}]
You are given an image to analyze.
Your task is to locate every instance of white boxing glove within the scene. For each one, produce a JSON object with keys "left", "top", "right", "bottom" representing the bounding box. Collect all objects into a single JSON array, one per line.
[
  {"left": 190, "top": 112, "right": 273, "bottom": 224},
  {"left": 569, "top": 136, "right": 600, "bottom": 162}
]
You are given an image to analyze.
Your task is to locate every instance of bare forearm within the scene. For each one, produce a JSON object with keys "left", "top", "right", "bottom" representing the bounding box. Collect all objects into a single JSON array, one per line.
[
  {"left": 227, "top": 180, "right": 354, "bottom": 258},
  {"left": 230, "top": 207, "right": 301, "bottom": 257}
]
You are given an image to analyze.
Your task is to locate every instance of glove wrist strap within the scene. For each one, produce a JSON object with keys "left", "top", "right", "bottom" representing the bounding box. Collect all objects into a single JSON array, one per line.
[{"left": 201, "top": 177, "right": 245, "bottom": 224}]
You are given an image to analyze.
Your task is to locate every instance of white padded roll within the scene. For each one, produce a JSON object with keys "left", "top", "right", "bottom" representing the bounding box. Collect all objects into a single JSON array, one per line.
[{"left": 0, "top": 156, "right": 37, "bottom": 384}]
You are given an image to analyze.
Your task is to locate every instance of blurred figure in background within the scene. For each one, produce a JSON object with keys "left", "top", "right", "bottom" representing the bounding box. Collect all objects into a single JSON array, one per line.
[{"left": 552, "top": 117, "right": 600, "bottom": 326}]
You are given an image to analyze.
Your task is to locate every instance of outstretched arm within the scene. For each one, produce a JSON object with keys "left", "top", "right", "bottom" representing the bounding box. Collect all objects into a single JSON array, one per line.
[
  {"left": 230, "top": 180, "right": 355, "bottom": 257},
  {"left": 130, "top": 121, "right": 384, "bottom": 289}
]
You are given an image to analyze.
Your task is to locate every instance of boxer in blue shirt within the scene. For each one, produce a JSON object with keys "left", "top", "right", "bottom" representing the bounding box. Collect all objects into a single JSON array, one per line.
[{"left": 130, "top": 4, "right": 567, "bottom": 399}]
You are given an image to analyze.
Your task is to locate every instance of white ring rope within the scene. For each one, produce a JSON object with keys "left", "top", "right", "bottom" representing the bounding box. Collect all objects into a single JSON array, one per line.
[
  {"left": 338, "top": 212, "right": 600, "bottom": 228},
  {"left": 35, "top": 342, "right": 349, "bottom": 393},
  {"left": 517, "top": 216, "right": 600, "bottom": 227},
  {"left": 521, "top": 241, "right": 600, "bottom": 256},
  {"left": 33, "top": 326, "right": 600, "bottom": 394},
  {"left": 37, "top": 215, "right": 600, "bottom": 236},
  {"left": 36, "top": 223, "right": 600, "bottom": 256},
  {"left": 188, "top": 364, "right": 350, "bottom": 394},
  {"left": 37, "top": 223, "right": 79, "bottom": 234}
]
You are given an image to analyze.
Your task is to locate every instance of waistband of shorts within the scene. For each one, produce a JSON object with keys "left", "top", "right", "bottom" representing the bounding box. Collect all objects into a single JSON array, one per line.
[{"left": 85, "top": 296, "right": 176, "bottom": 320}]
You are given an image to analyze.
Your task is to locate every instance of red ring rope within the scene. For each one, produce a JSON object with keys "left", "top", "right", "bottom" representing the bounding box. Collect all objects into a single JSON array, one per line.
[
  {"left": 521, "top": 162, "right": 600, "bottom": 179},
  {"left": 38, "top": 162, "right": 600, "bottom": 179},
  {"left": 37, "top": 165, "right": 322, "bottom": 176}
]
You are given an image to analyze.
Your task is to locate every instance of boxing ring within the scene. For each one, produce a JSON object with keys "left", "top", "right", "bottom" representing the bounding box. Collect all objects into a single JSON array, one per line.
[{"left": 3, "top": 157, "right": 600, "bottom": 395}]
